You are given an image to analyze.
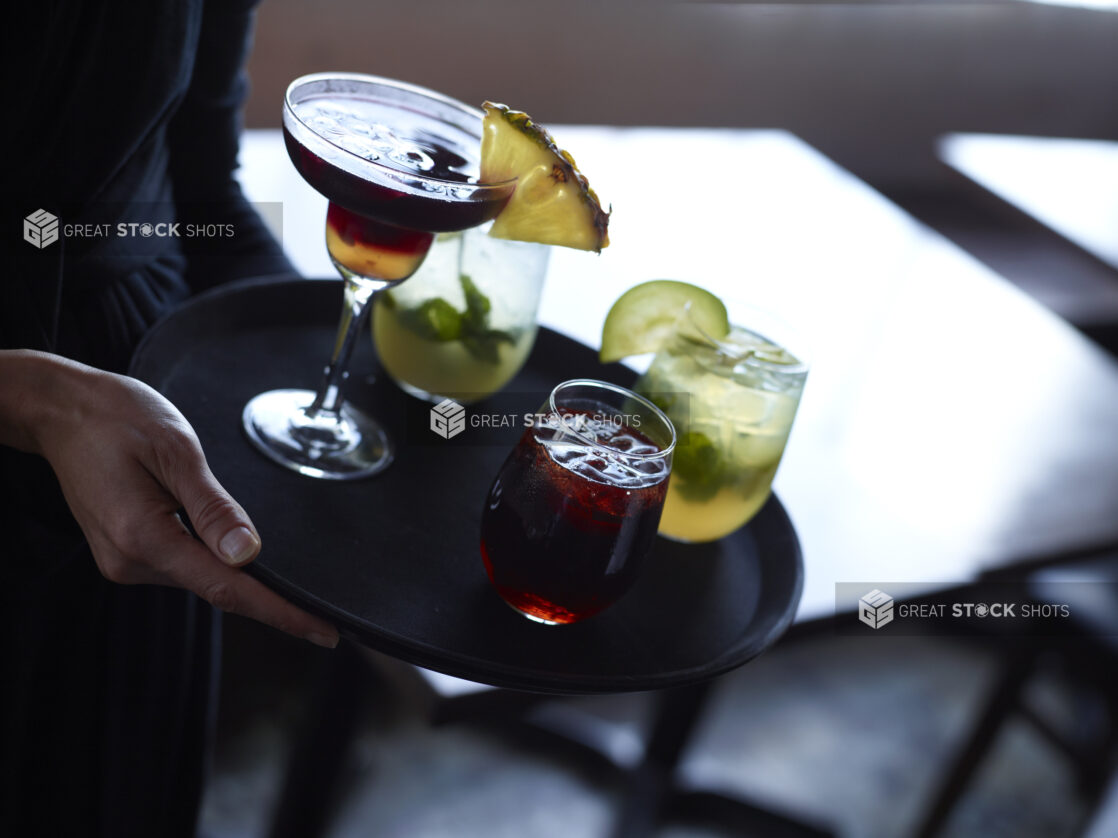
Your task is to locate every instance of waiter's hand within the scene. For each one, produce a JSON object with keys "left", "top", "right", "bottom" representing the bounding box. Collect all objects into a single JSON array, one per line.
[{"left": 0, "top": 349, "right": 338, "bottom": 649}]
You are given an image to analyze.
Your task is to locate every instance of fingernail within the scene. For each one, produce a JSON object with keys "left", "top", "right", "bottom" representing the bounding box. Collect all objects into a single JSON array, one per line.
[
  {"left": 219, "top": 526, "right": 259, "bottom": 565},
  {"left": 307, "top": 631, "right": 339, "bottom": 649}
]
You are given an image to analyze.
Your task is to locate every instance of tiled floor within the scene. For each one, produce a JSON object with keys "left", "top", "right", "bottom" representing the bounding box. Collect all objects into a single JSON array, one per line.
[{"left": 200, "top": 618, "right": 1092, "bottom": 838}]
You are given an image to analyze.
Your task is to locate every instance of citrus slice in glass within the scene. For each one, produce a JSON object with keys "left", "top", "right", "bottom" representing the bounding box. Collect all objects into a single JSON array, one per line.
[
  {"left": 480, "top": 102, "right": 610, "bottom": 252},
  {"left": 600, "top": 280, "right": 729, "bottom": 363}
]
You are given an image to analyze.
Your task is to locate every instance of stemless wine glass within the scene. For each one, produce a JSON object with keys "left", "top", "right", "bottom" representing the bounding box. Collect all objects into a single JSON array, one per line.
[
  {"left": 242, "top": 73, "right": 516, "bottom": 479},
  {"left": 480, "top": 380, "right": 676, "bottom": 625}
]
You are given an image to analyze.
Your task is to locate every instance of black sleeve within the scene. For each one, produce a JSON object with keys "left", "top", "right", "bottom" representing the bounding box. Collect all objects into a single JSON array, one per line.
[{"left": 167, "top": 0, "right": 296, "bottom": 291}]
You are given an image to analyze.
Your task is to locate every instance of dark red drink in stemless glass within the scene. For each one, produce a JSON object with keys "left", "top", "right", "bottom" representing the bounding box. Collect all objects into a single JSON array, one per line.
[{"left": 480, "top": 379, "right": 676, "bottom": 625}]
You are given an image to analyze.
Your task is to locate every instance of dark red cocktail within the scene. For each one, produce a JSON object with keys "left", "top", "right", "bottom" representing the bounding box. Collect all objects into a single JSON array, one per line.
[
  {"left": 282, "top": 90, "right": 513, "bottom": 282},
  {"left": 243, "top": 73, "right": 516, "bottom": 480},
  {"left": 480, "top": 380, "right": 676, "bottom": 624}
]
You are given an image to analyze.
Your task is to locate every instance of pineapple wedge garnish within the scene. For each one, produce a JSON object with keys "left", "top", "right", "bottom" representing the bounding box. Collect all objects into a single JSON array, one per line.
[{"left": 480, "top": 102, "right": 610, "bottom": 252}]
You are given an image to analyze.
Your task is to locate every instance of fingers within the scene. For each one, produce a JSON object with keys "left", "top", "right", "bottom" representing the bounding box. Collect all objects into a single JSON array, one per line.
[
  {"left": 94, "top": 509, "right": 339, "bottom": 649},
  {"left": 148, "top": 425, "right": 262, "bottom": 567},
  {"left": 41, "top": 370, "right": 339, "bottom": 648},
  {"left": 195, "top": 563, "right": 341, "bottom": 649},
  {"left": 157, "top": 518, "right": 339, "bottom": 648}
]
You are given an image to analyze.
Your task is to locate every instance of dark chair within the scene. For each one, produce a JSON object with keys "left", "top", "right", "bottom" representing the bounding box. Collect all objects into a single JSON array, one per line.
[{"left": 914, "top": 552, "right": 1118, "bottom": 838}]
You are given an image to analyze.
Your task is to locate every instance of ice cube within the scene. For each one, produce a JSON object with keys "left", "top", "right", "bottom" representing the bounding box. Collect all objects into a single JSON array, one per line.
[
  {"left": 732, "top": 428, "right": 787, "bottom": 469},
  {"left": 335, "top": 135, "right": 383, "bottom": 162},
  {"left": 723, "top": 387, "right": 774, "bottom": 427},
  {"left": 388, "top": 146, "right": 435, "bottom": 172},
  {"left": 308, "top": 113, "right": 342, "bottom": 135}
]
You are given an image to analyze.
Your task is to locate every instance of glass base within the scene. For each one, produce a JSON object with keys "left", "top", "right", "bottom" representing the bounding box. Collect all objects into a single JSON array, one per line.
[
  {"left": 389, "top": 375, "right": 489, "bottom": 406},
  {"left": 242, "top": 389, "right": 393, "bottom": 480},
  {"left": 392, "top": 377, "right": 445, "bottom": 404},
  {"left": 656, "top": 528, "right": 738, "bottom": 545},
  {"left": 506, "top": 601, "right": 563, "bottom": 626}
]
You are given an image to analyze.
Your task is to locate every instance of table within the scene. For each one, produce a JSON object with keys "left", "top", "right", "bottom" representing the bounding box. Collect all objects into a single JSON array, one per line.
[
  {"left": 940, "top": 132, "right": 1118, "bottom": 272},
  {"left": 231, "top": 126, "right": 1118, "bottom": 838},
  {"left": 237, "top": 126, "right": 1118, "bottom": 626}
]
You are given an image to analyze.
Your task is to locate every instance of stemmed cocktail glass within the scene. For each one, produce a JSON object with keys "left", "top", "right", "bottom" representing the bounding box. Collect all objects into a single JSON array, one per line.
[{"left": 243, "top": 73, "right": 515, "bottom": 479}]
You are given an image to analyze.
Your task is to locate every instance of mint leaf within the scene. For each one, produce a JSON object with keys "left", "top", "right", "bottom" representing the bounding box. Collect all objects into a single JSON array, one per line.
[
  {"left": 391, "top": 274, "right": 517, "bottom": 363},
  {"left": 461, "top": 327, "right": 517, "bottom": 363},
  {"left": 461, "top": 333, "right": 500, "bottom": 364},
  {"left": 460, "top": 273, "right": 491, "bottom": 324},
  {"left": 457, "top": 273, "right": 517, "bottom": 363},
  {"left": 670, "top": 431, "right": 725, "bottom": 502},
  {"left": 398, "top": 297, "right": 462, "bottom": 341}
]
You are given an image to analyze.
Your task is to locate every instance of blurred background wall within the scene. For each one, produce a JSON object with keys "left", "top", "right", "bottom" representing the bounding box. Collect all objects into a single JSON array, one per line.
[{"left": 244, "top": 0, "right": 1118, "bottom": 190}]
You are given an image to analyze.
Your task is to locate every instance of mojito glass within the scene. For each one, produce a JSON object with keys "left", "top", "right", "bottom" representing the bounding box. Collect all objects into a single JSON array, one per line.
[
  {"left": 371, "top": 224, "right": 549, "bottom": 403},
  {"left": 634, "top": 307, "right": 807, "bottom": 543}
]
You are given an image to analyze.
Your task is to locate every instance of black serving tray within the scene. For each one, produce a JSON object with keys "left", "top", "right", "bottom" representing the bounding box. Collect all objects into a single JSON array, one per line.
[{"left": 131, "top": 277, "right": 803, "bottom": 693}]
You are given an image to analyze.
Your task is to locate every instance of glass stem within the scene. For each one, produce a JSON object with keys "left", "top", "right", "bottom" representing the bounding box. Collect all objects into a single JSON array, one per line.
[{"left": 306, "top": 275, "right": 380, "bottom": 418}]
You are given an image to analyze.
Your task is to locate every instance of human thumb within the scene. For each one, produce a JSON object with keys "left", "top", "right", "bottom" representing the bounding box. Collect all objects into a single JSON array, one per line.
[{"left": 158, "top": 434, "right": 261, "bottom": 566}]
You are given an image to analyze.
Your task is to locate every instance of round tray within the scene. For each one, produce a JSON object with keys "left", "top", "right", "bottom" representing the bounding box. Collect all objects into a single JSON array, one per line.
[{"left": 131, "top": 277, "right": 803, "bottom": 693}]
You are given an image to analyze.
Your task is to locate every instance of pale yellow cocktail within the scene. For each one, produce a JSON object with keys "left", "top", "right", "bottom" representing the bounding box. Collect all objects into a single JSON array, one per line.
[
  {"left": 635, "top": 314, "right": 806, "bottom": 542},
  {"left": 372, "top": 227, "right": 548, "bottom": 403}
]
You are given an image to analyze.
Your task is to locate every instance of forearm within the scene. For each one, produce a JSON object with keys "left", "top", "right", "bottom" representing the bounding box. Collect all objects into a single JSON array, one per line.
[{"left": 0, "top": 348, "right": 338, "bottom": 646}]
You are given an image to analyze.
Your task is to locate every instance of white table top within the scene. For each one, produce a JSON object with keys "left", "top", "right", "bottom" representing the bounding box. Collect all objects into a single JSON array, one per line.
[
  {"left": 940, "top": 132, "right": 1118, "bottom": 271},
  {"left": 236, "top": 127, "right": 1118, "bottom": 625}
]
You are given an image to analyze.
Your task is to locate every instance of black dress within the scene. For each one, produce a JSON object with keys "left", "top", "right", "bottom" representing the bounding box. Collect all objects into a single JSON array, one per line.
[{"left": 1, "top": 2, "right": 293, "bottom": 835}]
